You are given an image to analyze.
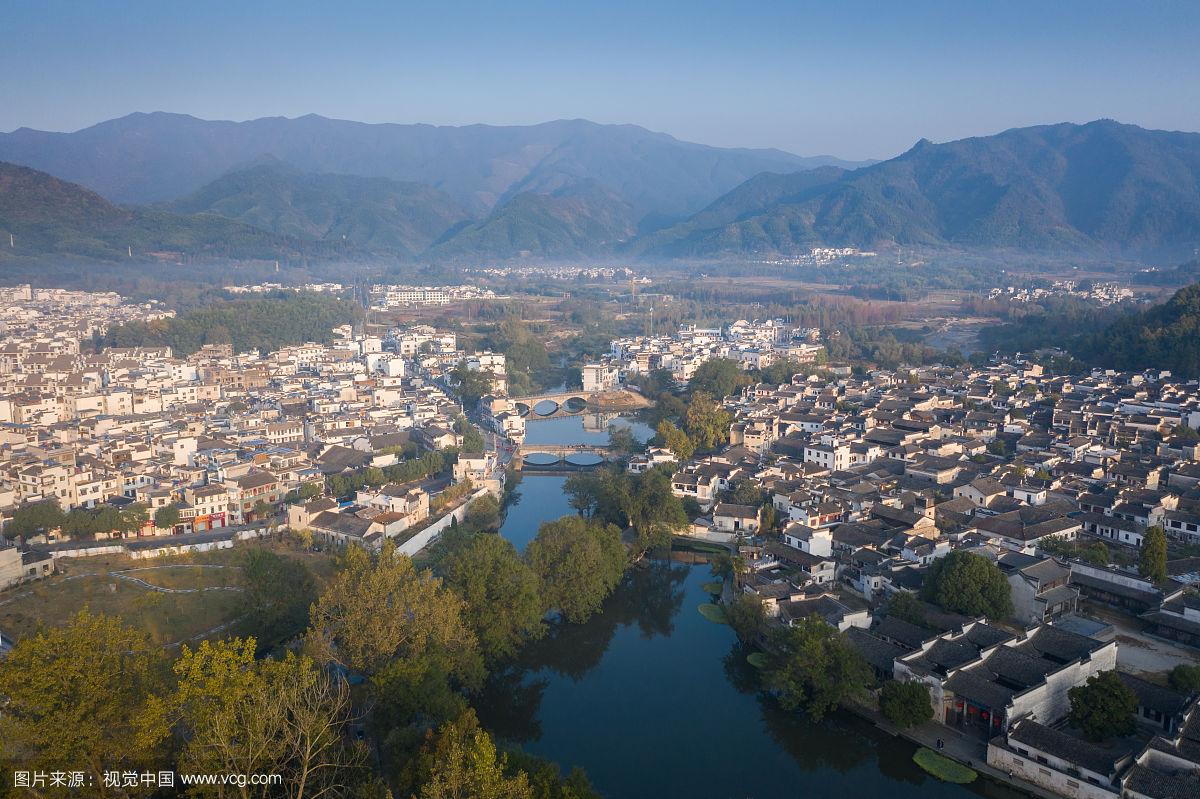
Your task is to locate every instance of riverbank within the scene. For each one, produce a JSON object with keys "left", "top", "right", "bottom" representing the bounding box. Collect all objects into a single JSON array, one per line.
[{"left": 842, "top": 699, "right": 1056, "bottom": 799}]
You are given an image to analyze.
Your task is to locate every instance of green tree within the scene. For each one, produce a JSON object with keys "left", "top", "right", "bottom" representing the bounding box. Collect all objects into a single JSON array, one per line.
[
  {"left": 710, "top": 552, "right": 748, "bottom": 589},
  {"left": 684, "top": 392, "right": 732, "bottom": 451},
  {"left": 5, "top": 500, "right": 66, "bottom": 537},
  {"left": 688, "top": 358, "right": 751, "bottom": 400},
  {"left": 401, "top": 710, "right": 532, "bottom": 799},
  {"left": 0, "top": 611, "right": 166, "bottom": 794},
  {"left": 920, "top": 551, "right": 1013, "bottom": 619},
  {"left": 1068, "top": 670, "right": 1137, "bottom": 742},
  {"left": 240, "top": 548, "right": 317, "bottom": 653},
  {"left": 607, "top": 424, "right": 642, "bottom": 455},
  {"left": 153, "top": 503, "right": 181, "bottom": 531},
  {"left": 455, "top": 414, "right": 486, "bottom": 453},
  {"left": 724, "top": 480, "right": 763, "bottom": 507},
  {"left": 763, "top": 615, "right": 872, "bottom": 720},
  {"left": 443, "top": 533, "right": 546, "bottom": 663},
  {"left": 879, "top": 681, "right": 934, "bottom": 727},
  {"left": 622, "top": 467, "right": 688, "bottom": 553},
  {"left": 450, "top": 362, "right": 495, "bottom": 407},
  {"left": 887, "top": 591, "right": 928, "bottom": 627},
  {"left": 526, "top": 515, "right": 627, "bottom": 624},
  {"left": 655, "top": 419, "right": 694, "bottom": 462},
  {"left": 1139, "top": 526, "right": 1168, "bottom": 584},
  {"left": 306, "top": 541, "right": 483, "bottom": 687},
  {"left": 1168, "top": 663, "right": 1200, "bottom": 694},
  {"left": 143, "top": 638, "right": 362, "bottom": 799},
  {"left": 725, "top": 593, "right": 765, "bottom": 642},
  {"left": 117, "top": 503, "right": 149, "bottom": 535}
]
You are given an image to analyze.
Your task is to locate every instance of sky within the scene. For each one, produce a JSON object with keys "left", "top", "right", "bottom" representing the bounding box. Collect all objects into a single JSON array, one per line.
[{"left": 2, "top": 0, "right": 1199, "bottom": 161}]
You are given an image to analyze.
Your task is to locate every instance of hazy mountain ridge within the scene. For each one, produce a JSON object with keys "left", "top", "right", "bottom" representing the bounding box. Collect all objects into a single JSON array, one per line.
[
  {"left": 428, "top": 180, "right": 639, "bottom": 259},
  {"left": 0, "top": 113, "right": 856, "bottom": 219},
  {"left": 0, "top": 162, "right": 321, "bottom": 261},
  {"left": 640, "top": 120, "right": 1200, "bottom": 258},
  {"left": 4, "top": 118, "right": 1200, "bottom": 263},
  {"left": 168, "top": 159, "right": 471, "bottom": 256}
]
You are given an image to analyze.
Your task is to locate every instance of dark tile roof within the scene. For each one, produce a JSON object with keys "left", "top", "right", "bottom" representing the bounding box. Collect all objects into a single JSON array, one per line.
[
  {"left": 846, "top": 627, "right": 906, "bottom": 672},
  {"left": 1007, "top": 719, "right": 1129, "bottom": 777},
  {"left": 875, "top": 616, "right": 934, "bottom": 650},
  {"left": 1118, "top": 672, "right": 1192, "bottom": 717},
  {"left": 1122, "top": 762, "right": 1200, "bottom": 799}
]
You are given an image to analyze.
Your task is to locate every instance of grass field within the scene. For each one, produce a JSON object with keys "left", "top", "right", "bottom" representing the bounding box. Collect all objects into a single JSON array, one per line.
[
  {"left": 0, "top": 541, "right": 338, "bottom": 648},
  {"left": 913, "top": 748, "right": 977, "bottom": 784},
  {"left": 697, "top": 603, "right": 728, "bottom": 624}
]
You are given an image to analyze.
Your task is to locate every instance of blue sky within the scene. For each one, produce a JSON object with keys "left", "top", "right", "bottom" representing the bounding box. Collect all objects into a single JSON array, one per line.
[{"left": 2, "top": 0, "right": 1198, "bottom": 160}]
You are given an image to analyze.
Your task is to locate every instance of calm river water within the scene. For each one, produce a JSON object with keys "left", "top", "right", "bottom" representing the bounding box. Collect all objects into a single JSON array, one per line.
[{"left": 488, "top": 417, "right": 1026, "bottom": 799}]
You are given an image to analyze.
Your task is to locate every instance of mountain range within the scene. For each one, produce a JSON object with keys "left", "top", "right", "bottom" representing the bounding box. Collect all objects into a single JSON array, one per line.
[
  {"left": 637, "top": 120, "right": 1200, "bottom": 258},
  {"left": 0, "top": 112, "right": 849, "bottom": 216},
  {"left": 2, "top": 115, "right": 1199, "bottom": 262}
]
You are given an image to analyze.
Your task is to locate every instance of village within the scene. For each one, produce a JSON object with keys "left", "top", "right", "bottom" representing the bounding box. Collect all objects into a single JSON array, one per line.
[{"left": 0, "top": 284, "right": 1198, "bottom": 799}]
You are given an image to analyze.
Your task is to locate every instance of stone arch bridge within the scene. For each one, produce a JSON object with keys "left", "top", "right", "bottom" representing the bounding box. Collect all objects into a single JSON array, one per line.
[{"left": 510, "top": 388, "right": 649, "bottom": 419}]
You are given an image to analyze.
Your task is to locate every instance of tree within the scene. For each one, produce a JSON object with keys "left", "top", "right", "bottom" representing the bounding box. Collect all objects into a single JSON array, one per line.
[
  {"left": 143, "top": 638, "right": 363, "bottom": 799},
  {"left": 1139, "top": 526, "right": 1168, "bottom": 584},
  {"left": 622, "top": 467, "right": 688, "bottom": 553},
  {"left": 684, "top": 392, "right": 732, "bottom": 451},
  {"left": 688, "top": 358, "right": 751, "bottom": 400},
  {"left": 1168, "top": 663, "right": 1200, "bottom": 694},
  {"left": 5, "top": 500, "right": 66, "bottom": 537},
  {"left": 607, "top": 424, "right": 642, "bottom": 455},
  {"left": 0, "top": 611, "right": 166, "bottom": 794},
  {"left": 710, "top": 552, "right": 748, "bottom": 589},
  {"left": 117, "top": 503, "right": 149, "bottom": 535},
  {"left": 879, "top": 681, "right": 934, "bottom": 728},
  {"left": 443, "top": 533, "right": 546, "bottom": 663},
  {"left": 763, "top": 615, "right": 872, "bottom": 720},
  {"left": 655, "top": 419, "right": 694, "bottom": 462},
  {"left": 1068, "top": 670, "right": 1137, "bottom": 742},
  {"left": 253, "top": 498, "right": 274, "bottom": 523},
  {"left": 455, "top": 415, "right": 485, "bottom": 453},
  {"left": 725, "top": 594, "right": 765, "bottom": 642},
  {"left": 401, "top": 710, "right": 532, "bottom": 799},
  {"left": 724, "top": 480, "right": 763, "bottom": 507},
  {"left": 154, "top": 503, "right": 181, "bottom": 531},
  {"left": 306, "top": 541, "right": 482, "bottom": 687},
  {"left": 920, "top": 551, "right": 1013, "bottom": 620},
  {"left": 526, "top": 515, "right": 626, "bottom": 624},
  {"left": 450, "top": 362, "right": 495, "bottom": 407},
  {"left": 241, "top": 548, "right": 318, "bottom": 653},
  {"left": 886, "top": 591, "right": 928, "bottom": 628}
]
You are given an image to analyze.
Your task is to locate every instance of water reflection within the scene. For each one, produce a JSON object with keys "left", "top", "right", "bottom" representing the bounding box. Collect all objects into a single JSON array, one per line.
[{"left": 476, "top": 561, "right": 1027, "bottom": 799}]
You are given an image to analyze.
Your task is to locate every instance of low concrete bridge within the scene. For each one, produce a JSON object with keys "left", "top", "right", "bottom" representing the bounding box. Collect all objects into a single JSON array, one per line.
[{"left": 514, "top": 443, "right": 616, "bottom": 470}]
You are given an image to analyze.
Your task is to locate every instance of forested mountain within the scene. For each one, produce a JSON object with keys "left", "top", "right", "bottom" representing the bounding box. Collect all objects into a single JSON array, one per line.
[
  {"left": 0, "top": 112, "right": 855, "bottom": 217},
  {"left": 641, "top": 120, "right": 1200, "bottom": 258},
  {"left": 0, "top": 162, "right": 320, "bottom": 261},
  {"left": 428, "top": 180, "right": 638, "bottom": 259},
  {"left": 7, "top": 118, "right": 1200, "bottom": 262},
  {"left": 169, "top": 159, "right": 471, "bottom": 256},
  {"left": 1080, "top": 282, "right": 1200, "bottom": 377}
]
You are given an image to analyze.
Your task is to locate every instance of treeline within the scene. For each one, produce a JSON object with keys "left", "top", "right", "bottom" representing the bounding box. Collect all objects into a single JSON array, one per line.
[
  {"left": 970, "top": 283, "right": 1200, "bottom": 378},
  {"left": 0, "top": 497, "right": 637, "bottom": 798},
  {"left": 1075, "top": 282, "right": 1200, "bottom": 378},
  {"left": 99, "top": 292, "right": 361, "bottom": 356},
  {"left": 5, "top": 499, "right": 149, "bottom": 539},
  {"left": 972, "top": 295, "right": 1132, "bottom": 357},
  {"left": 326, "top": 450, "right": 451, "bottom": 499}
]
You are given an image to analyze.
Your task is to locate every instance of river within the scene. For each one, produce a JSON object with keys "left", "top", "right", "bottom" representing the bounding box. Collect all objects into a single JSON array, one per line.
[{"left": 489, "top": 417, "right": 1026, "bottom": 799}]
